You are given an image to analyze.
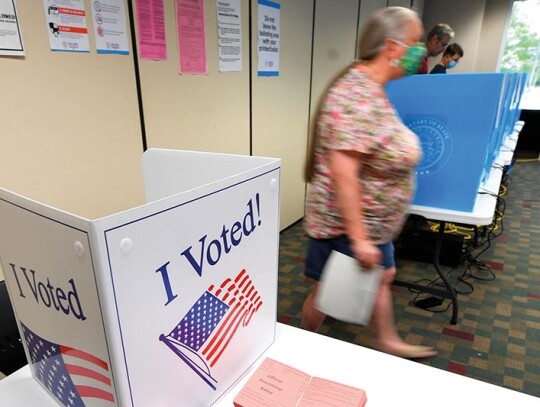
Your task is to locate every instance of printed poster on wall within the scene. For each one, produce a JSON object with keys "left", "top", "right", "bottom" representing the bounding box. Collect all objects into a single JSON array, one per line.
[
  {"left": 0, "top": 0, "right": 24, "bottom": 56},
  {"left": 257, "top": 0, "right": 280, "bottom": 77},
  {"left": 135, "top": 0, "right": 167, "bottom": 60},
  {"left": 216, "top": 0, "right": 242, "bottom": 72},
  {"left": 90, "top": 0, "right": 129, "bottom": 54},
  {"left": 176, "top": 0, "right": 207, "bottom": 74},
  {"left": 43, "top": 0, "right": 90, "bottom": 52}
]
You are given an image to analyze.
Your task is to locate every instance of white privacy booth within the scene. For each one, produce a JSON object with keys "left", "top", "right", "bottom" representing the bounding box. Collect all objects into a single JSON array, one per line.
[{"left": 0, "top": 149, "right": 281, "bottom": 407}]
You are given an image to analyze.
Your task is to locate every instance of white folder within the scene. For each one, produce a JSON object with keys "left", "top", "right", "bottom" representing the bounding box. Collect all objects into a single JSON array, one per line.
[{"left": 315, "top": 250, "right": 383, "bottom": 326}]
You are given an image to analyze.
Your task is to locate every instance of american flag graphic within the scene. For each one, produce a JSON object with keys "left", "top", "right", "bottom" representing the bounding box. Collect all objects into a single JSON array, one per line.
[
  {"left": 21, "top": 323, "right": 114, "bottom": 407},
  {"left": 160, "top": 269, "right": 263, "bottom": 390}
]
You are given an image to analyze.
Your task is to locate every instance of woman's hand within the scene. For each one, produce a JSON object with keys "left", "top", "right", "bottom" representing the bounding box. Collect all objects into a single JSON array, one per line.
[{"left": 351, "top": 239, "right": 381, "bottom": 270}]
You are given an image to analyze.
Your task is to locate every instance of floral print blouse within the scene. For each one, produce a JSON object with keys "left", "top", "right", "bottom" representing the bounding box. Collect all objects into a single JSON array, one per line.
[{"left": 305, "top": 67, "right": 422, "bottom": 244}]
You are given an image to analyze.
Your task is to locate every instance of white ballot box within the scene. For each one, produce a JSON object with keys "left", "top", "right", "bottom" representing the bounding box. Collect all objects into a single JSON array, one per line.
[{"left": 0, "top": 149, "right": 281, "bottom": 407}]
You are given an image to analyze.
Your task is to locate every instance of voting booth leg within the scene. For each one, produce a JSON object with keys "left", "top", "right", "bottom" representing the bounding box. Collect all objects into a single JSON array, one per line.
[
  {"left": 394, "top": 222, "right": 458, "bottom": 325},
  {"left": 433, "top": 222, "right": 459, "bottom": 325}
]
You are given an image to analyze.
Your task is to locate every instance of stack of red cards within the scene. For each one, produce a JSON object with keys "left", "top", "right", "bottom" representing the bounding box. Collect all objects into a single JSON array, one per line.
[{"left": 234, "top": 358, "right": 367, "bottom": 407}]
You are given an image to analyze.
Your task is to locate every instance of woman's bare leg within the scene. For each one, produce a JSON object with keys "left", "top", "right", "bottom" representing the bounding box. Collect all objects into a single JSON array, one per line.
[
  {"left": 301, "top": 283, "right": 327, "bottom": 332},
  {"left": 369, "top": 267, "right": 437, "bottom": 358}
]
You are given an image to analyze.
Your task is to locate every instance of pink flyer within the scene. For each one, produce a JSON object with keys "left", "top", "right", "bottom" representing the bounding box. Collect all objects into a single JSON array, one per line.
[
  {"left": 176, "top": 0, "right": 207, "bottom": 74},
  {"left": 135, "top": 0, "right": 167, "bottom": 60}
]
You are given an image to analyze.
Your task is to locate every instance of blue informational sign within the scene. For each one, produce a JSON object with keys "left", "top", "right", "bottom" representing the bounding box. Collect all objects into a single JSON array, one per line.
[{"left": 386, "top": 73, "right": 507, "bottom": 212}]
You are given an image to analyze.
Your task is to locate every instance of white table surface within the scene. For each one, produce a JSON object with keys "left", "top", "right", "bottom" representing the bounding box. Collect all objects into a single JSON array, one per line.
[
  {"left": 215, "top": 324, "right": 540, "bottom": 407},
  {"left": 2, "top": 323, "right": 537, "bottom": 406},
  {"left": 214, "top": 323, "right": 539, "bottom": 406}
]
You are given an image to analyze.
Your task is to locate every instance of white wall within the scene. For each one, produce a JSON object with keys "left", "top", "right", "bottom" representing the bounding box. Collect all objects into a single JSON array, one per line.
[
  {"left": 388, "top": 0, "right": 412, "bottom": 7},
  {"left": 137, "top": 0, "right": 315, "bottom": 230},
  {"left": 308, "top": 0, "right": 424, "bottom": 166},
  {"left": 0, "top": 1, "right": 317, "bottom": 233},
  {"left": 0, "top": 1, "right": 145, "bottom": 220},
  {"left": 422, "top": 0, "right": 512, "bottom": 73},
  {"left": 310, "top": 0, "right": 426, "bottom": 130},
  {"left": 476, "top": 0, "right": 513, "bottom": 72},
  {"left": 411, "top": 0, "right": 424, "bottom": 17},
  {"left": 310, "top": 0, "right": 361, "bottom": 134},
  {"left": 358, "top": 0, "right": 388, "bottom": 49},
  {"left": 139, "top": 0, "right": 251, "bottom": 155},
  {"left": 251, "top": 0, "right": 314, "bottom": 230}
]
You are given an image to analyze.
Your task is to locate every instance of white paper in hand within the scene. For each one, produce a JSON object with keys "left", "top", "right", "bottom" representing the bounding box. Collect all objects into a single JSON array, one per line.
[{"left": 315, "top": 250, "right": 383, "bottom": 326}]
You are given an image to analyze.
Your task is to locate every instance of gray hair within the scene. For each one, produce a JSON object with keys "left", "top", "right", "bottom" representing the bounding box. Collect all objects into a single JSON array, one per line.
[
  {"left": 357, "top": 7, "right": 420, "bottom": 61},
  {"left": 427, "top": 23, "right": 454, "bottom": 41}
]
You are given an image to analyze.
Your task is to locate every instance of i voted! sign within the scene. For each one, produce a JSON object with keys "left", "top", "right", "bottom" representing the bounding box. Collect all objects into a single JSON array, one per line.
[
  {"left": 0, "top": 194, "right": 116, "bottom": 407},
  {"left": 0, "top": 149, "right": 281, "bottom": 407},
  {"left": 100, "top": 172, "right": 280, "bottom": 406}
]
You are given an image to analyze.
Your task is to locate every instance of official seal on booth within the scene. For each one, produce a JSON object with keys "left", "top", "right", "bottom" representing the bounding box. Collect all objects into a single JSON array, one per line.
[{"left": 406, "top": 118, "right": 453, "bottom": 176}]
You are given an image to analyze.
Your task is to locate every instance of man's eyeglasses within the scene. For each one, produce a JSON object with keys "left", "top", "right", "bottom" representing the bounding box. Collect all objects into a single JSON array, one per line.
[{"left": 438, "top": 37, "right": 449, "bottom": 47}]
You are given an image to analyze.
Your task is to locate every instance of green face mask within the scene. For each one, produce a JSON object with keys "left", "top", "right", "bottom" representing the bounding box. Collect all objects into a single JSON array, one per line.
[{"left": 395, "top": 42, "right": 427, "bottom": 75}]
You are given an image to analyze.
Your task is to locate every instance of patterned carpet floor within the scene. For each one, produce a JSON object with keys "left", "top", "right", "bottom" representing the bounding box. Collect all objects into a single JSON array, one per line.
[{"left": 276, "top": 160, "right": 540, "bottom": 398}]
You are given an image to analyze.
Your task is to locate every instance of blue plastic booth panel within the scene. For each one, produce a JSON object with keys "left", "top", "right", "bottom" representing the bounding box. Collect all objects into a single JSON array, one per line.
[
  {"left": 512, "top": 72, "right": 528, "bottom": 126},
  {"left": 483, "top": 73, "right": 512, "bottom": 183},
  {"left": 386, "top": 73, "right": 505, "bottom": 212}
]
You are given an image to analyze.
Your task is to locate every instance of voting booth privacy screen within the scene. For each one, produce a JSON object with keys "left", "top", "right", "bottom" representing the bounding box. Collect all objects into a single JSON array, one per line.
[
  {"left": 387, "top": 73, "right": 524, "bottom": 212},
  {"left": 0, "top": 149, "right": 281, "bottom": 407}
]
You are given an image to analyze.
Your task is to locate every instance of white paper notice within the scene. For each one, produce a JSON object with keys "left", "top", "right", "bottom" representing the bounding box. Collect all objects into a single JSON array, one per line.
[
  {"left": 0, "top": 0, "right": 24, "bottom": 56},
  {"left": 91, "top": 0, "right": 129, "bottom": 54},
  {"left": 43, "top": 0, "right": 90, "bottom": 52},
  {"left": 216, "top": 0, "right": 242, "bottom": 72},
  {"left": 257, "top": 0, "right": 280, "bottom": 77},
  {"left": 315, "top": 250, "right": 383, "bottom": 326}
]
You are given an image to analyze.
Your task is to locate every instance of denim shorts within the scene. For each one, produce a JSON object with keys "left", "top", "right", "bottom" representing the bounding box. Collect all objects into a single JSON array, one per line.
[{"left": 304, "top": 235, "right": 395, "bottom": 281}]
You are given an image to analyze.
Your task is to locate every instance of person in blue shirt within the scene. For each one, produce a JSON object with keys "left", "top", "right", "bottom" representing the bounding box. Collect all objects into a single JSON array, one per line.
[{"left": 430, "top": 43, "right": 464, "bottom": 74}]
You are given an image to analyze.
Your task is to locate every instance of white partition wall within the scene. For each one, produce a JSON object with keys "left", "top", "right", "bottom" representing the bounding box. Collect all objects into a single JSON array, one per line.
[
  {"left": 421, "top": 0, "right": 512, "bottom": 74},
  {"left": 251, "top": 0, "right": 314, "bottom": 230},
  {"left": 0, "top": 1, "right": 145, "bottom": 220},
  {"left": 411, "top": 0, "right": 424, "bottom": 17},
  {"left": 310, "top": 0, "right": 360, "bottom": 123},
  {"left": 137, "top": 0, "right": 251, "bottom": 155},
  {"left": 311, "top": 0, "right": 414, "bottom": 147},
  {"left": 423, "top": 0, "right": 486, "bottom": 73},
  {"left": 136, "top": 0, "right": 316, "bottom": 230},
  {"left": 358, "top": 0, "right": 387, "bottom": 30},
  {"left": 388, "top": 0, "right": 413, "bottom": 7},
  {"left": 475, "top": 0, "right": 513, "bottom": 72}
]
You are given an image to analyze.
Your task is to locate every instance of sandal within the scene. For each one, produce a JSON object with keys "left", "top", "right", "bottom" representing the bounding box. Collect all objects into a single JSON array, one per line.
[
  {"left": 385, "top": 345, "right": 437, "bottom": 359},
  {"left": 372, "top": 341, "right": 437, "bottom": 359}
]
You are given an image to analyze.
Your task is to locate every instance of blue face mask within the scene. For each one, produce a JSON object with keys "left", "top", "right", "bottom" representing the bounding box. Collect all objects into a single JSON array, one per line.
[{"left": 447, "top": 60, "right": 457, "bottom": 69}]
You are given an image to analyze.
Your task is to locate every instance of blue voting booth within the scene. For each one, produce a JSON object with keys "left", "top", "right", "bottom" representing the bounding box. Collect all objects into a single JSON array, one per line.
[
  {"left": 386, "top": 73, "right": 522, "bottom": 212},
  {"left": 509, "top": 72, "right": 528, "bottom": 130},
  {"left": 482, "top": 73, "right": 514, "bottom": 183}
]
